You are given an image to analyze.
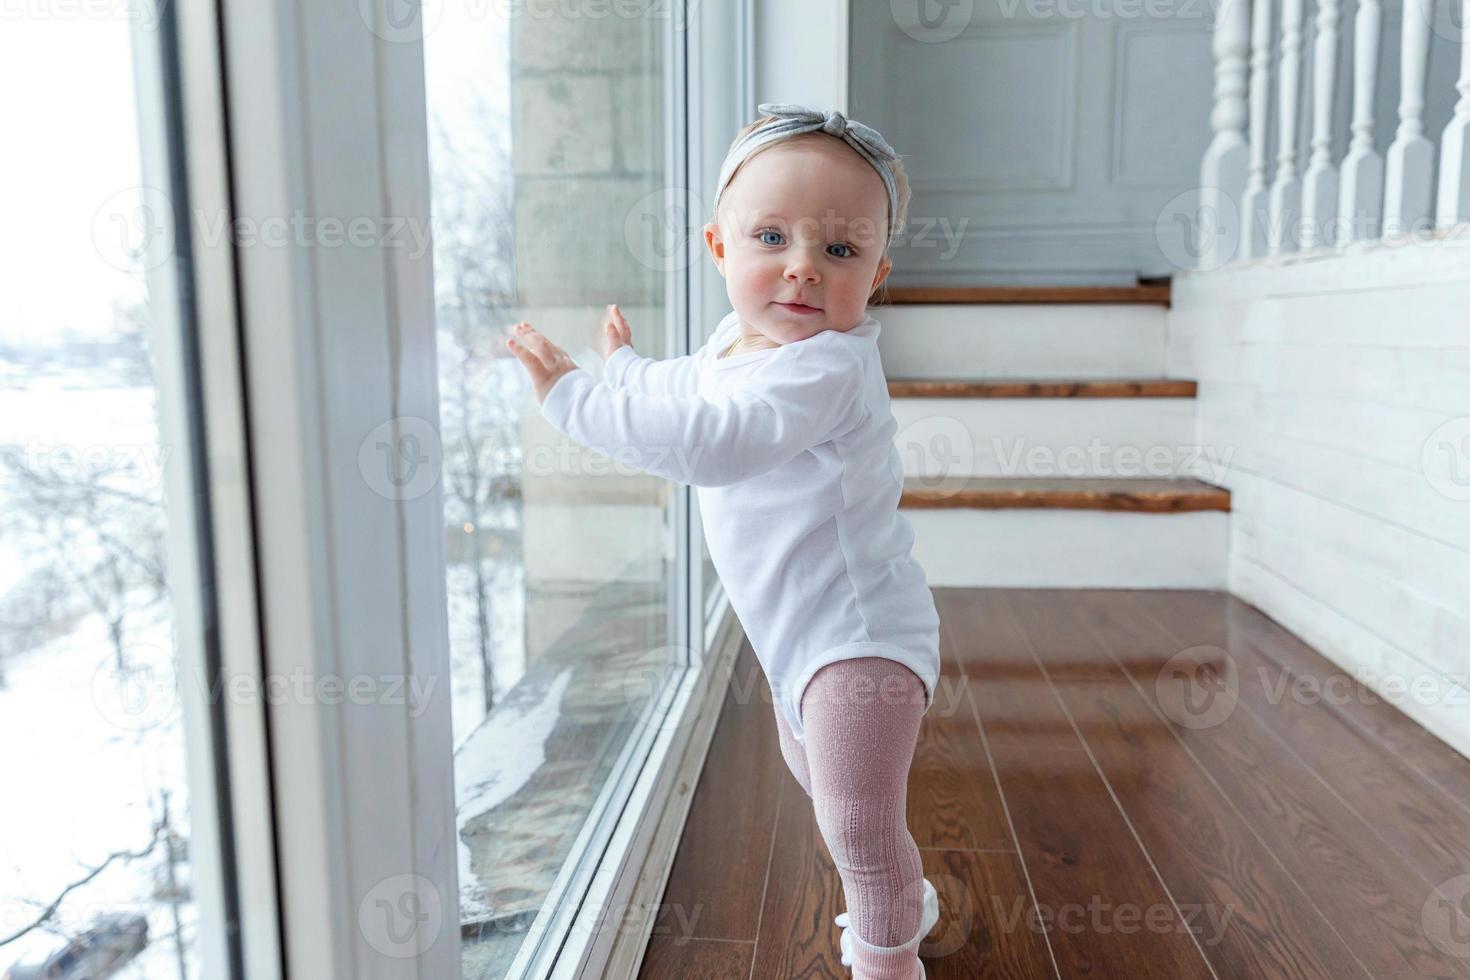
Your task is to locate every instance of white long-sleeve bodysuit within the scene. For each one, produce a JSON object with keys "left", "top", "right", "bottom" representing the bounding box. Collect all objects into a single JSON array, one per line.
[{"left": 538, "top": 309, "right": 941, "bottom": 745}]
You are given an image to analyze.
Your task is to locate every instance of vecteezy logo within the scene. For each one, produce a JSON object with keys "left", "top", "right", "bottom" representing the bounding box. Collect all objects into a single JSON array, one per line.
[
  {"left": 619, "top": 650, "right": 698, "bottom": 735},
  {"left": 359, "top": 874, "right": 444, "bottom": 958},
  {"left": 625, "top": 187, "right": 704, "bottom": 273},
  {"left": 894, "top": 412, "right": 974, "bottom": 493},
  {"left": 358, "top": 0, "right": 445, "bottom": 43},
  {"left": 892, "top": 0, "right": 975, "bottom": 42},
  {"left": 358, "top": 416, "right": 443, "bottom": 501},
  {"left": 1422, "top": 0, "right": 1469, "bottom": 46},
  {"left": 92, "top": 185, "right": 175, "bottom": 273},
  {"left": 1155, "top": 187, "right": 1241, "bottom": 271},
  {"left": 91, "top": 646, "right": 181, "bottom": 732},
  {"left": 1155, "top": 645, "right": 1238, "bottom": 730},
  {"left": 1423, "top": 873, "right": 1470, "bottom": 958},
  {"left": 1422, "top": 417, "right": 1470, "bottom": 502}
]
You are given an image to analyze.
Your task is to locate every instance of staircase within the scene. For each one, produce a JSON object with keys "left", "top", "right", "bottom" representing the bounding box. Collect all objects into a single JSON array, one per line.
[{"left": 881, "top": 286, "right": 1230, "bottom": 589}]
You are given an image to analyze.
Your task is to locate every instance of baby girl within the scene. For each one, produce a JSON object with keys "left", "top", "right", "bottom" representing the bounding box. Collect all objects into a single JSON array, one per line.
[{"left": 505, "top": 103, "right": 942, "bottom": 979}]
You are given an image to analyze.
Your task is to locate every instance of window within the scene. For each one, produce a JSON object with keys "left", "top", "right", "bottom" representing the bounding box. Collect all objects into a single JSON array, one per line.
[
  {"left": 422, "top": 4, "right": 691, "bottom": 975},
  {"left": 0, "top": 9, "right": 241, "bottom": 979}
]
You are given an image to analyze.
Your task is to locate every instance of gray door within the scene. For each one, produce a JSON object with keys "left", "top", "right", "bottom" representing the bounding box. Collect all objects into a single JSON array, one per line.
[{"left": 851, "top": 0, "right": 1216, "bottom": 285}]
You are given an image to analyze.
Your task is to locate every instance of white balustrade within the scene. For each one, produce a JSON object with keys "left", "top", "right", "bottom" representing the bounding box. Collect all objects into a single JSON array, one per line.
[
  {"left": 1202, "top": 0, "right": 1470, "bottom": 265},
  {"left": 1339, "top": 0, "right": 1384, "bottom": 241},
  {"left": 1240, "top": 0, "right": 1276, "bottom": 259},
  {"left": 1300, "top": 0, "right": 1341, "bottom": 247},
  {"left": 1199, "top": 0, "right": 1252, "bottom": 268},
  {"left": 1383, "top": 0, "right": 1435, "bottom": 235},
  {"left": 1267, "top": 0, "right": 1305, "bottom": 254}
]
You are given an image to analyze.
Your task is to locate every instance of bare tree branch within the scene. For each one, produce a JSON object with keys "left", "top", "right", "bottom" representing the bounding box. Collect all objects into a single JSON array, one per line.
[{"left": 0, "top": 823, "right": 163, "bottom": 948}]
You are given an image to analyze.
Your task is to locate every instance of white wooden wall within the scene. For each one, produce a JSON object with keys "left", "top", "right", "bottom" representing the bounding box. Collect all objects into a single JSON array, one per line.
[{"left": 1169, "top": 243, "right": 1470, "bottom": 760}]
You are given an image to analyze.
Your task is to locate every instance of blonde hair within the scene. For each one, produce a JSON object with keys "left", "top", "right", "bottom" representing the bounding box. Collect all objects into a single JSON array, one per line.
[{"left": 714, "top": 113, "right": 910, "bottom": 304}]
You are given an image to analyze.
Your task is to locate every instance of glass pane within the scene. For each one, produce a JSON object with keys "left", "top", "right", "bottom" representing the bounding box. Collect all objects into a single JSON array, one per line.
[
  {"left": 422, "top": 6, "right": 679, "bottom": 975},
  {"left": 0, "top": 12, "right": 232, "bottom": 980}
]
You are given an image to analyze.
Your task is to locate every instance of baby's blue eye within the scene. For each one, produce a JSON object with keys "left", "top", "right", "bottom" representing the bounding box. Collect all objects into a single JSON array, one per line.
[{"left": 756, "top": 229, "right": 856, "bottom": 258}]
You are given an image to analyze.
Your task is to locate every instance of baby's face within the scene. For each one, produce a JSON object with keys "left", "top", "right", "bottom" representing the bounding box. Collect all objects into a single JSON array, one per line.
[{"left": 703, "top": 137, "right": 894, "bottom": 346}]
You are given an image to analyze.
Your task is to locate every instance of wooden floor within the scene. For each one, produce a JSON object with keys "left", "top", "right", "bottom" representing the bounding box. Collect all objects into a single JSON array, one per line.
[{"left": 638, "top": 588, "right": 1470, "bottom": 979}]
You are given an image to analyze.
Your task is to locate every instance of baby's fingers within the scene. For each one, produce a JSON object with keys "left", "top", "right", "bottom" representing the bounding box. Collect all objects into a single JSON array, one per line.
[
  {"left": 515, "top": 322, "right": 575, "bottom": 370},
  {"left": 607, "top": 304, "right": 632, "bottom": 343},
  {"left": 507, "top": 322, "right": 543, "bottom": 359},
  {"left": 506, "top": 323, "right": 547, "bottom": 371}
]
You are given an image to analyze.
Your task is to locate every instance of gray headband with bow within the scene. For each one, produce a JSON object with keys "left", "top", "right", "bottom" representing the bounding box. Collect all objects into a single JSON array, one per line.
[{"left": 714, "top": 102, "right": 902, "bottom": 249}]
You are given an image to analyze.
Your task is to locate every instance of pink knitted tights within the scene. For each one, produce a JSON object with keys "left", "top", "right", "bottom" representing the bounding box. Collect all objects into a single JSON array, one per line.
[{"left": 773, "top": 656, "right": 928, "bottom": 980}]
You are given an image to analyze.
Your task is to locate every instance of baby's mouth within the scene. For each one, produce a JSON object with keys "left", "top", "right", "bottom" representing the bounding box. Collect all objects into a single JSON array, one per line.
[{"left": 775, "top": 301, "right": 822, "bottom": 315}]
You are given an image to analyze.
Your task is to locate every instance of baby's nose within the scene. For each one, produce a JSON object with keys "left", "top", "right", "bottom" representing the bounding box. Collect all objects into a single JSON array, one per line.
[{"left": 785, "top": 257, "right": 820, "bottom": 280}]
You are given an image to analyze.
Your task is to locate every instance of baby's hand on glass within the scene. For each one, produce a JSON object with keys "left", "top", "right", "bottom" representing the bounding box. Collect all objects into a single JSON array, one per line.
[
  {"left": 601, "top": 303, "right": 633, "bottom": 361},
  {"left": 505, "top": 322, "right": 578, "bottom": 404}
]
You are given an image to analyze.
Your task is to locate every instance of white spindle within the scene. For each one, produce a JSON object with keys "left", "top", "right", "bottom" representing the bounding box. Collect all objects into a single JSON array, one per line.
[
  {"left": 1382, "top": 0, "right": 1435, "bottom": 236},
  {"left": 1268, "top": 0, "right": 1305, "bottom": 253},
  {"left": 1240, "top": 0, "right": 1276, "bottom": 259},
  {"left": 1199, "top": 0, "right": 1252, "bottom": 267},
  {"left": 1436, "top": 0, "right": 1470, "bottom": 226},
  {"left": 1338, "top": 0, "right": 1383, "bottom": 241},
  {"left": 1301, "top": 0, "right": 1342, "bottom": 247}
]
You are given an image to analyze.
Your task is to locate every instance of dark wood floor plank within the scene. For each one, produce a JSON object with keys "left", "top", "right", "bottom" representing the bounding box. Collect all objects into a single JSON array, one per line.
[
  {"left": 1137, "top": 588, "right": 1470, "bottom": 829},
  {"left": 749, "top": 775, "right": 849, "bottom": 979},
  {"left": 636, "top": 936, "right": 753, "bottom": 979},
  {"left": 1060, "top": 588, "right": 1470, "bottom": 978},
  {"left": 648, "top": 588, "right": 1470, "bottom": 977},
  {"left": 919, "top": 590, "right": 1027, "bottom": 852},
  {"left": 1002, "top": 589, "right": 1370, "bottom": 980},
  {"left": 649, "top": 643, "right": 784, "bottom": 942},
  {"left": 756, "top": 782, "right": 1056, "bottom": 980},
  {"left": 1111, "top": 590, "right": 1470, "bottom": 887},
  {"left": 919, "top": 848, "right": 1059, "bottom": 979},
  {"left": 1218, "top": 590, "right": 1470, "bottom": 811},
  {"left": 946, "top": 590, "right": 1215, "bottom": 979}
]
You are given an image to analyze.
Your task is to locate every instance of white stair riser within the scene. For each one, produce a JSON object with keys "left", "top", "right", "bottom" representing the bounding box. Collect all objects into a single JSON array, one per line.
[
  {"left": 892, "top": 397, "right": 1205, "bottom": 479},
  {"left": 905, "top": 509, "right": 1228, "bottom": 588},
  {"left": 875, "top": 305, "right": 1168, "bottom": 379}
]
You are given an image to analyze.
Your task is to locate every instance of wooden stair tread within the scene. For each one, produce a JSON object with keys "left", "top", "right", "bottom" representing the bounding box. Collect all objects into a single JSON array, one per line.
[
  {"left": 900, "top": 476, "right": 1230, "bottom": 512},
  {"left": 882, "top": 283, "right": 1171, "bottom": 307},
  {"left": 888, "top": 378, "right": 1196, "bottom": 399}
]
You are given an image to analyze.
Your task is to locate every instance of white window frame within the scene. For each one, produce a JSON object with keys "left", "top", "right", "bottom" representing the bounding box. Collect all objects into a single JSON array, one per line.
[
  {"left": 202, "top": 0, "right": 754, "bottom": 975},
  {"left": 752, "top": 0, "right": 849, "bottom": 110},
  {"left": 140, "top": 1, "right": 286, "bottom": 976},
  {"left": 207, "top": 0, "right": 459, "bottom": 976}
]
